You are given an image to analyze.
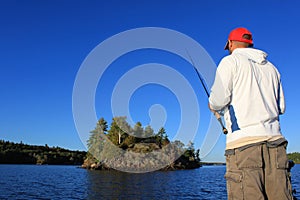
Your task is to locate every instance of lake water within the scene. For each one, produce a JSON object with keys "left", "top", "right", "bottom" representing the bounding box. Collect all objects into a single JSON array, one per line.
[{"left": 0, "top": 164, "right": 299, "bottom": 200}]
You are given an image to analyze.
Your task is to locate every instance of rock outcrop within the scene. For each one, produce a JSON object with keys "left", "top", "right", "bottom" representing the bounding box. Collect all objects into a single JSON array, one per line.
[{"left": 82, "top": 142, "right": 201, "bottom": 171}]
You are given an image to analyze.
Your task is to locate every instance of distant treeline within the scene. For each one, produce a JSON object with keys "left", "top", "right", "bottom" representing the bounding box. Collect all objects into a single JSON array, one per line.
[
  {"left": 0, "top": 140, "right": 86, "bottom": 165},
  {"left": 288, "top": 152, "right": 300, "bottom": 164}
]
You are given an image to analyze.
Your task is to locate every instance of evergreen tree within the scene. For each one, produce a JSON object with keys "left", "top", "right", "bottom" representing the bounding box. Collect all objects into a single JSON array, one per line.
[
  {"left": 133, "top": 121, "right": 144, "bottom": 142},
  {"left": 156, "top": 127, "right": 170, "bottom": 146},
  {"left": 98, "top": 117, "right": 108, "bottom": 132},
  {"left": 185, "top": 141, "right": 196, "bottom": 161},
  {"left": 156, "top": 127, "right": 165, "bottom": 146},
  {"left": 87, "top": 118, "right": 108, "bottom": 161},
  {"left": 144, "top": 125, "right": 154, "bottom": 138}
]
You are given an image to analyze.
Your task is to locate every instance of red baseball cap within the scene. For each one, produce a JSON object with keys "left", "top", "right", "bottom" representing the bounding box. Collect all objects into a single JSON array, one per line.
[{"left": 224, "top": 27, "right": 253, "bottom": 50}]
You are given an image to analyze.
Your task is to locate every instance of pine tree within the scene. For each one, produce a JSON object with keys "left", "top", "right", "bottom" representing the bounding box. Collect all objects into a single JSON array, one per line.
[
  {"left": 133, "top": 121, "right": 144, "bottom": 142},
  {"left": 144, "top": 125, "right": 154, "bottom": 138},
  {"left": 87, "top": 118, "right": 108, "bottom": 161}
]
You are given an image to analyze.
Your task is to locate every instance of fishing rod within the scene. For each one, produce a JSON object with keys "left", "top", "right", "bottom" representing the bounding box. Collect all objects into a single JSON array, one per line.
[{"left": 186, "top": 51, "right": 228, "bottom": 135}]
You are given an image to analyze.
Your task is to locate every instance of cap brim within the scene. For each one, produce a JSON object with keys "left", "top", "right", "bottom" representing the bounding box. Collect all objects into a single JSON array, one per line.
[{"left": 224, "top": 40, "right": 229, "bottom": 50}]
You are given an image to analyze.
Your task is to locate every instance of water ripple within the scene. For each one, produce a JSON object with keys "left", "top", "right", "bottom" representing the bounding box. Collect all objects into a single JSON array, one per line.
[{"left": 0, "top": 164, "right": 298, "bottom": 199}]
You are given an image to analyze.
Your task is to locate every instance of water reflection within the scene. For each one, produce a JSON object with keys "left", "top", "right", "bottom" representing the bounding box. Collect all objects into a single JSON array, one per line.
[
  {"left": 86, "top": 166, "right": 227, "bottom": 200},
  {"left": 87, "top": 170, "right": 165, "bottom": 199}
]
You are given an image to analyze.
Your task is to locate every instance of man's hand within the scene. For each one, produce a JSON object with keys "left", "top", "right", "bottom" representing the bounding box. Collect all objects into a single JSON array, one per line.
[
  {"left": 208, "top": 103, "right": 228, "bottom": 134},
  {"left": 208, "top": 103, "right": 215, "bottom": 112}
]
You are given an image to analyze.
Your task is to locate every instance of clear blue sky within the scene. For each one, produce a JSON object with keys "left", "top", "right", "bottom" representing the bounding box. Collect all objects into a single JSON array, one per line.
[{"left": 1, "top": 0, "right": 299, "bottom": 162}]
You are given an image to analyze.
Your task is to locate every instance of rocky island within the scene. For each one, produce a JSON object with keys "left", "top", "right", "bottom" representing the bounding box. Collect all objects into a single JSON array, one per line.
[{"left": 81, "top": 117, "right": 202, "bottom": 172}]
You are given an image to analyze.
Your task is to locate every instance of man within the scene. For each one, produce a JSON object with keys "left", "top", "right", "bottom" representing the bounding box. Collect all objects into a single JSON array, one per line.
[{"left": 208, "top": 27, "right": 294, "bottom": 200}]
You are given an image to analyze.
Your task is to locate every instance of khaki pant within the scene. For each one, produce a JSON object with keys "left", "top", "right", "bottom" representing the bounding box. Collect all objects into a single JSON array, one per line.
[{"left": 225, "top": 143, "right": 293, "bottom": 200}]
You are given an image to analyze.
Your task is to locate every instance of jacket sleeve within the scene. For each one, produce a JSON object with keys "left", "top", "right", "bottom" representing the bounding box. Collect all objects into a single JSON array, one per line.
[
  {"left": 209, "top": 56, "right": 235, "bottom": 111},
  {"left": 278, "top": 78, "right": 285, "bottom": 115}
]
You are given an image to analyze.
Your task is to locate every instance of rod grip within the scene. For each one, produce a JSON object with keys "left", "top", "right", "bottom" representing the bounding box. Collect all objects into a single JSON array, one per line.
[{"left": 213, "top": 111, "right": 228, "bottom": 135}]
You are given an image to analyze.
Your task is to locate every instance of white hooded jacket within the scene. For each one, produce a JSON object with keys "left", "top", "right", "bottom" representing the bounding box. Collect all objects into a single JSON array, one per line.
[{"left": 209, "top": 48, "right": 285, "bottom": 149}]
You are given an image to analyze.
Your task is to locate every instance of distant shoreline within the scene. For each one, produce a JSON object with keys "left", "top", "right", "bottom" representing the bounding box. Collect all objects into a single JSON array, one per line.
[
  {"left": 0, "top": 140, "right": 86, "bottom": 165},
  {"left": 200, "top": 162, "right": 226, "bottom": 166}
]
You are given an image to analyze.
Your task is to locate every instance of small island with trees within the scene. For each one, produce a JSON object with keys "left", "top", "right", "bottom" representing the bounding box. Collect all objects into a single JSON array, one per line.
[{"left": 82, "top": 116, "right": 202, "bottom": 171}]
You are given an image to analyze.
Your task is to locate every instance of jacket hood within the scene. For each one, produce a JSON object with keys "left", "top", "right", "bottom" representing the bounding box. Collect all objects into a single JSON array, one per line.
[{"left": 233, "top": 48, "right": 268, "bottom": 64}]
